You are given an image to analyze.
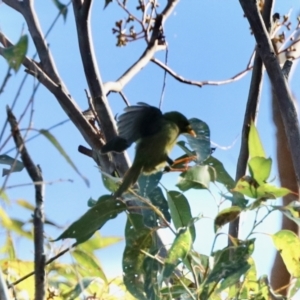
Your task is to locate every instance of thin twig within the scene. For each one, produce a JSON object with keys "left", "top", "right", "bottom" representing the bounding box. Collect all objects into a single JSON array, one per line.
[
  {"left": 151, "top": 58, "right": 253, "bottom": 87},
  {"left": 0, "top": 67, "right": 12, "bottom": 95}
]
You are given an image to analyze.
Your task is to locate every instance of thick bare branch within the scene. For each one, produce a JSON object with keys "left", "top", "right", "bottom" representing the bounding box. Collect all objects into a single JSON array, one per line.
[
  {"left": 72, "top": 0, "right": 130, "bottom": 176},
  {"left": 230, "top": 0, "right": 275, "bottom": 240},
  {"left": 7, "top": 106, "right": 45, "bottom": 300},
  {"left": 240, "top": 0, "right": 300, "bottom": 192},
  {"left": 3, "top": 0, "right": 60, "bottom": 82}
]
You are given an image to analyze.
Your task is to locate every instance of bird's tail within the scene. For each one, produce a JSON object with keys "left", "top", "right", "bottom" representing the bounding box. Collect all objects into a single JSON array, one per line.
[
  {"left": 101, "top": 137, "right": 130, "bottom": 154},
  {"left": 114, "top": 164, "right": 142, "bottom": 198}
]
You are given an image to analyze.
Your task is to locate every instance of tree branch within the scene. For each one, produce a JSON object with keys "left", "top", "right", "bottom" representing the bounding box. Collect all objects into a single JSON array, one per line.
[
  {"left": 240, "top": 0, "right": 300, "bottom": 192},
  {"left": 3, "top": 0, "right": 60, "bottom": 82},
  {"left": 229, "top": 0, "right": 275, "bottom": 241},
  {"left": 7, "top": 106, "right": 45, "bottom": 300},
  {"left": 72, "top": 0, "right": 130, "bottom": 176}
]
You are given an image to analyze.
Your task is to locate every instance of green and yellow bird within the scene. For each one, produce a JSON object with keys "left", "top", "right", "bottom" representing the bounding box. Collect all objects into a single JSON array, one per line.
[{"left": 101, "top": 102, "right": 196, "bottom": 198}]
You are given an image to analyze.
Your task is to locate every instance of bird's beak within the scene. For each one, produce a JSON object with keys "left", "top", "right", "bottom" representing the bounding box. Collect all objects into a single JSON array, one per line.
[{"left": 187, "top": 126, "right": 196, "bottom": 137}]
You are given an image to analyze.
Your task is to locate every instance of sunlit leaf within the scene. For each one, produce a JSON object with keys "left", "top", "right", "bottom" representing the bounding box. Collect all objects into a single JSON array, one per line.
[
  {"left": 274, "top": 201, "right": 300, "bottom": 227},
  {"left": 62, "top": 277, "right": 98, "bottom": 298},
  {"left": 167, "top": 191, "right": 196, "bottom": 242},
  {"left": 71, "top": 249, "right": 107, "bottom": 283},
  {"left": 256, "top": 183, "right": 294, "bottom": 199},
  {"left": 248, "top": 156, "right": 272, "bottom": 184},
  {"left": 249, "top": 122, "right": 266, "bottom": 158},
  {"left": 16, "top": 199, "right": 35, "bottom": 211},
  {"left": 2, "top": 35, "right": 28, "bottom": 71},
  {"left": 232, "top": 176, "right": 258, "bottom": 198},
  {"left": 214, "top": 206, "right": 242, "bottom": 232},
  {"left": 177, "top": 165, "right": 211, "bottom": 191},
  {"left": 0, "top": 154, "right": 24, "bottom": 176},
  {"left": 54, "top": 195, "right": 126, "bottom": 244},
  {"left": 272, "top": 230, "right": 300, "bottom": 277},
  {"left": 162, "top": 227, "right": 192, "bottom": 279},
  {"left": 40, "top": 129, "right": 89, "bottom": 187}
]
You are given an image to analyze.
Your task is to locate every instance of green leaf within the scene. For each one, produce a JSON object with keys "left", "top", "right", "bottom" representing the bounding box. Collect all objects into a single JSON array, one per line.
[
  {"left": 101, "top": 172, "right": 120, "bottom": 193},
  {"left": 54, "top": 195, "right": 126, "bottom": 244},
  {"left": 232, "top": 176, "right": 258, "bottom": 198},
  {"left": 239, "top": 258, "right": 259, "bottom": 298},
  {"left": 138, "top": 172, "right": 162, "bottom": 197},
  {"left": 205, "top": 156, "right": 235, "bottom": 190},
  {"left": 214, "top": 206, "right": 242, "bottom": 232},
  {"left": 184, "top": 118, "right": 211, "bottom": 163},
  {"left": 249, "top": 122, "right": 266, "bottom": 158},
  {"left": 177, "top": 165, "right": 211, "bottom": 191},
  {"left": 0, "top": 154, "right": 24, "bottom": 176},
  {"left": 274, "top": 201, "right": 300, "bottom": 227},
  {"left": 40, "top": 129, "right": 89, "bottom": 187},
  {"left": 104, "top": 0, "right": 113, "bottom": 9},
  {"left": 0, "top": 189, "right": 10, "bottom": 204},
  {"left": 205, "top": 239, "right": 254, "bottom": 286},
  {"left": 256, "top": 183, "right": 293, "bottom": 199},
  {"left": 272, "top": 230, "right": 300, "bottom": 277},
  {"left": 62, "top": 277, "right": 97, "bottom": 298},
  {"left": 148, "top": 187, "right": 171, "bottom": 223},
  {"left": 16, "top": 199, "right": 35, "bottom": 211},
  {"left": 123, "top": 214, "right": 152, "bottom": 300},
  {"left": 71, "top": 249, "right": 108, "bottom": 283},
  {"left": 162, "top": 227, "right": 193, "bottom": 279},
  {"left": 79, "top": 231, "right": 123, "bottom": 252},
  {"left": 167, "top": 191, "right": 196, "bottom": 242},
  {"left": 2, "top": 35, "right": 28, "bottom": 72},
  {"left": 52, "top": 0, "right": 68, "bottom": 22},
  {"left": 248, "top": 156, "right": 272, "bottom": 184}
]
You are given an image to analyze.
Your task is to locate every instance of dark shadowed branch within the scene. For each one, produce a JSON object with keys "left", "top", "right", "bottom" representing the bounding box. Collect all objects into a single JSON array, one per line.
[{"left": 7, "top": 106, "right": 45, "bottom": 300}]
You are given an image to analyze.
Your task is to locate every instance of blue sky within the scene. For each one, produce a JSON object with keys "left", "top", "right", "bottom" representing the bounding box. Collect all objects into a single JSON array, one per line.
[{"left": 1, "top": 0, "right": 300, "bottom": 289}]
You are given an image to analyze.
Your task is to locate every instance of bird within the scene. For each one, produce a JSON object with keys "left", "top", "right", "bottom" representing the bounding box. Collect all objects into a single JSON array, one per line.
[{"left": 101, "top": 102, "right": 196, "bottom": 198}]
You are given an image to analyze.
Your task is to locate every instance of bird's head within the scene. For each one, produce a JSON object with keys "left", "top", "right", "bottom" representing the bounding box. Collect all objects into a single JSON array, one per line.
[{"left": 164, "top": 111, "right": 196, "bottom": 137}]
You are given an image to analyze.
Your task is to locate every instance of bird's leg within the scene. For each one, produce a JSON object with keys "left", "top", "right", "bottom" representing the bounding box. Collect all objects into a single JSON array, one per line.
[{"left": 164, "top": 155, "right": 196, "bottom": 173}]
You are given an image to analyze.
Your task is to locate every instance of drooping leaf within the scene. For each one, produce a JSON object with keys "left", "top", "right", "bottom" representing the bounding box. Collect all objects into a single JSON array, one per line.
[
  {"left": 16, "top": 199, "right": 35, "bottom": 211},
  {"left": 54, "top": 195, "right": 126, "bottom": 244},
  {"left": 52, "top": 0, "right": 68, "bottom": 21},
  {"left": 148, "top": 187, "right": 171, "bottom": 223},
  {"left": 248, "top": 122, "right": 266, "bottom": 158},
  {"left": 62, "top": 277, "right": 98, "bottom": 299},
  {"left": 167, "top": 191, "right": 196, "bottom": 242},
  {"left": 40, "top": 129, "right": 89, "bottom": 187},
  {"left": 123, "top": 214, "right": 153, "bottom": 300},
  {"left": 71, "top": 249, "right": 107, "bottom": 283},
  {"left": 274, "top": 201, "right": 300, "bottom": 227},
  {"left": 79, "top": 231, "right": 123, "bottom": 252},
  {"left": 177, "top": 165, "right": 211, "bottom": 191},
  {"left": 205, "top": 156, "right": 235, "bottom": 190},
  {"left": 214, "top": 206, "right": 242, "bottom": 232},
  {"left": 248, "top": 156, "right": 272, "bottom": 184},
  {"left": 0, "top": 154, "right": 24, "bottom": 176},
  {"left": 272, "top": 230, "right": 300, "bottom": 277},
  {"left": 104, "top": 0, "right": 113, "bottom": 9},
  {"left": 2, "top": 35, "right": 28, "bottom": 71},
  {"left": 162, "top": 227, "right": 193, "bottom": 279}
]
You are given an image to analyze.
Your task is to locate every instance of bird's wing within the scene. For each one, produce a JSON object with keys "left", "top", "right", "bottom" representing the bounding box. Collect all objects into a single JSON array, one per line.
[{"left": 117, "top": 102, "right": 163, "bottom": 144}]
